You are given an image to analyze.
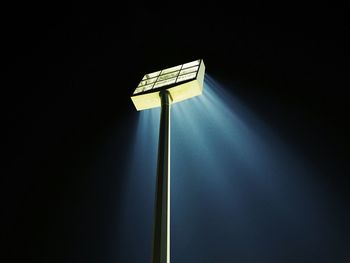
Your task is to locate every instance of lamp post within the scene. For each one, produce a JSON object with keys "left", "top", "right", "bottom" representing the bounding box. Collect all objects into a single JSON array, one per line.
[{"left": 131, "top": 59, "right": 205, "bottom": 263}]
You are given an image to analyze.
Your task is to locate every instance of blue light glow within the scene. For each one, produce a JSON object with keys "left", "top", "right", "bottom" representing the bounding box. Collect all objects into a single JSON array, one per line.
[{"left": 117, "top": 75, "right": 343, "bottom": 263}]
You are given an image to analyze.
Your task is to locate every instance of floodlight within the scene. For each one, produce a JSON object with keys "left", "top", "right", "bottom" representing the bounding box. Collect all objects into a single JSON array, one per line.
[
  {"left": 130, "top": 59, "right": 206, "bottom": 263},
  {"left": 131, "top": 59, "right": 205, "bottom": 111}
]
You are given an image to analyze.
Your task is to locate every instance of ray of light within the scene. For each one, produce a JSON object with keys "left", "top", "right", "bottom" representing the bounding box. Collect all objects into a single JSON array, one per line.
[{"left": 116, "top": 75, "right": 344, "bottom": 263}]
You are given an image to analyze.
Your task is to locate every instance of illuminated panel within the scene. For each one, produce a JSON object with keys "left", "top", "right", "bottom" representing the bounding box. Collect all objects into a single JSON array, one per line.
[{"left": 131, "top": 59, "right": 205, "bottom": 111}]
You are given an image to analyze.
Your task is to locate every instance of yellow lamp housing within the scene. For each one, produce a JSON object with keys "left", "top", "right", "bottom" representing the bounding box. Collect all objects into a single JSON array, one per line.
[{"left": 131, "top": 59, "right": 205, "bottom": 111}]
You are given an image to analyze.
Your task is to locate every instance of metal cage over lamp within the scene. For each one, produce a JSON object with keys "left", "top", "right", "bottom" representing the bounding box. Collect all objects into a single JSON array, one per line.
[{"left": 131, "top": 59, "right": 205, "bottom": 111}]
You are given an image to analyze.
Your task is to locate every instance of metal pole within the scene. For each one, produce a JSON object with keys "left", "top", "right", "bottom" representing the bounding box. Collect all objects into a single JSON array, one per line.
[{"left": 152, "top": 90, "right": 171, "bottom": 263}]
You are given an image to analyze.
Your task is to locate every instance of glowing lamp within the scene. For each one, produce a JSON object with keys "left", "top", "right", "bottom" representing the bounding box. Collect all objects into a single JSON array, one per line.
[{"left": 131, "top": 59, "right": 205, "bottom": 111}]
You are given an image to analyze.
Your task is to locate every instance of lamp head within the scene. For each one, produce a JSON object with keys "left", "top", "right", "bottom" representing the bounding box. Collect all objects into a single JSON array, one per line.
[{"left": 131, "top": 59, "right": 205, "bottom": 111}]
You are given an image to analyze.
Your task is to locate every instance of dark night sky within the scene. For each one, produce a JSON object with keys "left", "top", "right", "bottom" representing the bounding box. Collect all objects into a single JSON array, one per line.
[{"left": 3, "top": 2, "right": 350, "bottom": 263}]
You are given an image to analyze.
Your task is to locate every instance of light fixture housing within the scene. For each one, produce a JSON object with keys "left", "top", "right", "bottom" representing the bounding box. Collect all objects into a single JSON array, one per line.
[{"left": 131, "top": 59, "right": 205, "bottom": 111}]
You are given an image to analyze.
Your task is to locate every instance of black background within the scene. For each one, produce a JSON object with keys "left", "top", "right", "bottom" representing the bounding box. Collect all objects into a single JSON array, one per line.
[{"left": 3, "top": 2, "right": 349, "bottom": 262}]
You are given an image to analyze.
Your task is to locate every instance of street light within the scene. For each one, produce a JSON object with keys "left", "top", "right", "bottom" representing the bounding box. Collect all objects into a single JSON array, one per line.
[{"left": 131, "top": 59, "right": 206, "bottom": 263}]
